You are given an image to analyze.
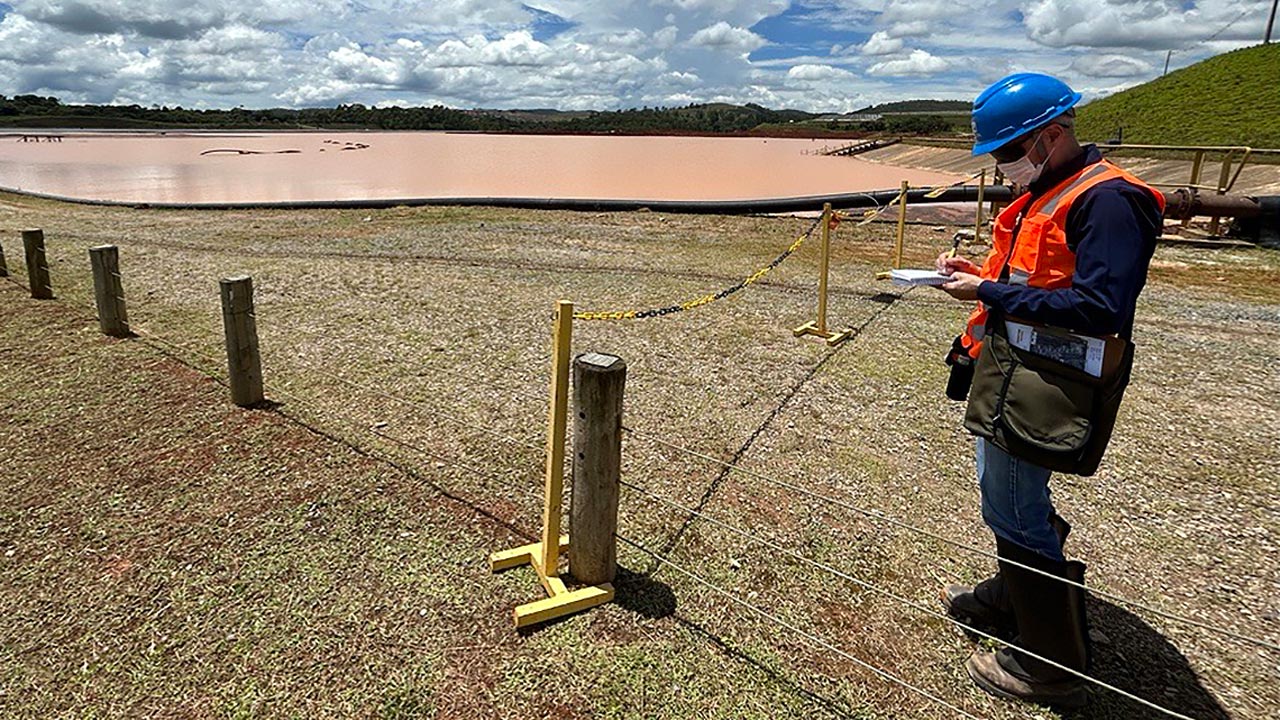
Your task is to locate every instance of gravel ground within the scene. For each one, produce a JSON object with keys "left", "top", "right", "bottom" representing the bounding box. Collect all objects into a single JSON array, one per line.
[{"left": 1, "top": 190, "right": 1277, "bottom": 719}]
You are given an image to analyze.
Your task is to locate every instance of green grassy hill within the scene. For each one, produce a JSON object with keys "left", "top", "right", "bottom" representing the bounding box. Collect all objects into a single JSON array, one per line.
[
  {"left": 1076, "top": 43, "right": 1280, "bottom": 148},
  {"left": 852, "top": 99, "right": 970, "bottom": 115}
]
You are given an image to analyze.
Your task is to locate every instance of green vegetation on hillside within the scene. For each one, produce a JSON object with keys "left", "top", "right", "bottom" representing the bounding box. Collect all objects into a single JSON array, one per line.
[
  {"left": 1076, "top": 43, "right": 1280, "bottom": 148},
  {"left": 852, "top": 99, "right": 970, "bottom": 115},
  {"left": 543, "top": 103, "right": 814, "bottom": 133}
]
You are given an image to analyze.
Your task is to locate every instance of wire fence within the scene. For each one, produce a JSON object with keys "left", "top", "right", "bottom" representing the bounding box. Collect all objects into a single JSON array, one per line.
[
  {"left": 620, "top": 424, "right": 1280, "bottom": 655},
  {"left": 618, "top": 479, "right": 1200, "bottom": 720},
  {"left": 614, "top": 532, "right": 989, "bottom": 720}
]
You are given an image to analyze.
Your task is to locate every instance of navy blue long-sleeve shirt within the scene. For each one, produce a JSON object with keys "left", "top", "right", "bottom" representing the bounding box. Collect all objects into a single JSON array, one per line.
[{"left": 975, "top": 145, "right": 1162, "bottom": 338}]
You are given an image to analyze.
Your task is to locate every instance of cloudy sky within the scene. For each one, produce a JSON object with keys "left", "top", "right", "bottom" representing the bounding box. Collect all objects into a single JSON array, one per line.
[{"left": 0, "top": 1, "right": 1270, "bottom": 112}]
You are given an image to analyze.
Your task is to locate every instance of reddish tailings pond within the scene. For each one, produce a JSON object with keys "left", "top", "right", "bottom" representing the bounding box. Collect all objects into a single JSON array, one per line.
[{"left": 0, "top": 132, "right": 963, "bottom": 205}]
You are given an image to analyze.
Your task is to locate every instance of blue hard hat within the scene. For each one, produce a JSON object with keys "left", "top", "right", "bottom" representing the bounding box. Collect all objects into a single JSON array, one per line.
[{"left": 971, "top": 73, "right": 1082, "bottom": 157}]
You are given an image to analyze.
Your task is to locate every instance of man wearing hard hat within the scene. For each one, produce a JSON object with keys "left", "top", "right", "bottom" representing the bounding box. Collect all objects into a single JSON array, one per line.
[{"left": 933, "top": 73, "right": 1164, "bottom": 708}]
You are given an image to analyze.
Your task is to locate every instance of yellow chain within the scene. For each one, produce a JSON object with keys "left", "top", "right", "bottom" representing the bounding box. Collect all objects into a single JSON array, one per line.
[
  {"left": 572, "top": 224, "right": 815, "bottom": 321},
  {"left": 570, "top": 170, "right": 983, "bottom": 323}
]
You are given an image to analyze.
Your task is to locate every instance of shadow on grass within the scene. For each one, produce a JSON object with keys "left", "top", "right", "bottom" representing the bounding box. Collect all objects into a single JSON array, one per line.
[
  {"left": 612, "top": 565, "right": 677, "bottom": 619},
  {"left": 671, "top": 615, "right": 874, "bottom": 720},
  {"left": 644, "top": 289, "right": 907, "bottom": 576},
  {"left": 1067, "top": 597, "right": 1231, "bottom": 720},
  {"left": 611, "top": 565, "right": 871, "bottom": 719},
  {"left": 264, "top": 404, "right": 540, "bottom": 546},
  {"left": 516, "top": 565, "right": 678, "bottom": 638}
]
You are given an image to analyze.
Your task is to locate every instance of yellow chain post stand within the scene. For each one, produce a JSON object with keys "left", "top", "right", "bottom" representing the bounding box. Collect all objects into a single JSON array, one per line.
[
  {"left": 488, "top": 299, "right": 614, "bottom": 628},
  {"left": 873, "top": 181, "right": 912, "bottom": 281},
  {"left": 873, "top": 171, "right": 983, "bottom": 280},
  {"left": 893, "top": 179, "right": 910, "bottom": 269},
  {"left": 793, "top": 204, "right": 853, "bottom": 346}
]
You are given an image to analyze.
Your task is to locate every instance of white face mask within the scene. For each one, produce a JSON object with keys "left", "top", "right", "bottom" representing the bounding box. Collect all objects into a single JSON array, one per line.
[{"left": 997, "top": 130, "right": 1051, "bottom": 186}]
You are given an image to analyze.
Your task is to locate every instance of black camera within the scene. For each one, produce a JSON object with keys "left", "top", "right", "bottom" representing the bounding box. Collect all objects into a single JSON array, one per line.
[{"left": 944, "top": 336, "right": 974, "bottom": 402}]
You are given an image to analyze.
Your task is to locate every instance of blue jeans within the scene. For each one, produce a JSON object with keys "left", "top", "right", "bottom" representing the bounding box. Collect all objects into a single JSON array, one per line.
[{"left": 977, "top": 438, "right": 1065, "bottom": 561}]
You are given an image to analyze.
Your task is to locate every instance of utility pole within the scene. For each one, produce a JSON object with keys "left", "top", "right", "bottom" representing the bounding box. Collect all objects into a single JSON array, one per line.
[
  {"left": 1266, "top": 0, "right": 1277, "bottom": 44},
  {"left": 1163, "top": 50, "right": 1172, "bottom": 76}
]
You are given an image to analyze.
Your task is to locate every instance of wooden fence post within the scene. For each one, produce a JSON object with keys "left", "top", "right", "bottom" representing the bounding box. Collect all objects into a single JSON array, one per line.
[
  {"left": 89, "top": 245, "right": 130, "bottom": 337},
  {"left": 569, "top": 352, "right": 626, "bottom": 585},
  {"left": 22, "top": 229, "right": 53, "bottom": 299},
  {"left": 219, "top": 275, "right": 264, "bottom": 407}
]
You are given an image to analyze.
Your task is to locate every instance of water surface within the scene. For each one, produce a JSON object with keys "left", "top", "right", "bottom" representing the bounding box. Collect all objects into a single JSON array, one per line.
[{"left": 0, "top": 132, "right": 963, "bottom": 204}]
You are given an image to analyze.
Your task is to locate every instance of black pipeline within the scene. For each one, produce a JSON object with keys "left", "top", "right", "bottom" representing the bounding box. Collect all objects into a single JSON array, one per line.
[{"left": 2, "top": 183, "right": 1268, "bottom": 219}]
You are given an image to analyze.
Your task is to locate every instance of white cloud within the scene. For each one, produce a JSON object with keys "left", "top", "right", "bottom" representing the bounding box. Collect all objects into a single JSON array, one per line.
[
  {"left": 0, "top": 14, "right": 54, "bottom": 63},
  {"left": 881, "top": 0, "right": 958, "bottom": 23},
  {"left": 887, "top": 20, "right": 930, "bottom": 37},
  {"left": 688, "top": 21, "right": 767, "bottom": 54},
  {"left": 600, "top": 28, "right": 648, "bottom": 50},
  {"left": 0, "top": 0, "right": 1266, "bottom": 112},
  {"left": 477, "top": 31, "right": 557, "bottom": 67},
  {"left": 1069, "top": 54, "right": 1154, "bottom": 78},
  {"left": 652, "top": 25, "right": 679, "bottom": 49},
  {"left": 13, "top": 0, "right": 230, "bottom": 39},
  {"left": 1024, "top": 0, "right": 1270, "bottom": 51},
  {"left": 860, "top": 31, "right": 903, "bottom": 56},
  {"left": 327, "top": 44, "right": 404, "bottom": 85},
  {"left": 976, "top": 57, "right": 1014, "bottom": 84},
  {"left": 866, "top": 49, "right": 949, "bottom": 76},
  {"left": 648, "top": 0, "right": 788, "bottom": 26},
  {"left": 786, "top": 64, "right": 856, "bottom": 83},
  {"left": 662, "top": 70, "right": 701, "bottom": 85}
]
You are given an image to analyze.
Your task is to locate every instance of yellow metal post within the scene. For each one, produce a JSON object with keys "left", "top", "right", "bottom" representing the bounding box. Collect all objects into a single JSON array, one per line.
[
  {"left": 894, "top": 180, "right": 909, "bottom": 269},
  {"left": 488, "top": 299, "right": 614, "bottom": 628},
  {"left": 792, "top": 205, "right": 852, "bottom": 346},
  {"left": 816, "top": 203, "right": 831, "bottom": 334},
  {"left": 1208, "top": 150, "right": 1238, "bottom": 235},
  {"left": 974, "top": 170, "right": 986, "bottom": 245},
  {"left": 1183, "top": 150, "right": 1206, "bottom": 229},
  {"left": 990, "top": 166, "right": 1007, "bottom": 218},
  {"left": 1189, "top": 150, "right": 1205, "bottom": 188},
  {"left": 1215, "top": 149, "right": 1235, "bottom": 194},
  {"left": 540, "top": 300, "right": 573, "bottom": 575}
]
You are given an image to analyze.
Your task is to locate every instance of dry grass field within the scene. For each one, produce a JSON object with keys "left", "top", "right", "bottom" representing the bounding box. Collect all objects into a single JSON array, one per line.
[{"left": 1, "top": 190, "right": 1278, "bottom": 719}]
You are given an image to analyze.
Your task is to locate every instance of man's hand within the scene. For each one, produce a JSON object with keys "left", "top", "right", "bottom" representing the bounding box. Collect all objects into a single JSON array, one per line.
[
  {"left": 939, "top": 272, "right": 984, "bottom": 301},
  {"left": 935, "top": 251, "right": 980, "bottom": 276}
]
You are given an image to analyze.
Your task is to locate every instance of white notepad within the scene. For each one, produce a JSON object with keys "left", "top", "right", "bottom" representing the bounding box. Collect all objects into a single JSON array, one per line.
[{"left": 890, "top": 269, "right": 952, "bottom": 287}]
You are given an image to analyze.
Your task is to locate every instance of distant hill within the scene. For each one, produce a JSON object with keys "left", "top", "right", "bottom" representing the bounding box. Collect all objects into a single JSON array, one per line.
[
  {"left": 0, "top": 94, "right": 968, "bottom": 137},
  {"left": 1076, "top": 43, "right": 1280, "bottom": 148},
  {"left": 852, "top": 99, "right": 970, "bottom": 115},
  {"left": 0, "top": 95, "right": 821, "bottom": 135},
  {"left": 532, "top": 103, "right": 816, "bottom": 133}
]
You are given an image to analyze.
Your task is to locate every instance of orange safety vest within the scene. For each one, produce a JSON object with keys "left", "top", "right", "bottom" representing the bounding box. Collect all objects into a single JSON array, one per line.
[{"left": 960, "top": 159, "right": 1164, "bottom": 359}]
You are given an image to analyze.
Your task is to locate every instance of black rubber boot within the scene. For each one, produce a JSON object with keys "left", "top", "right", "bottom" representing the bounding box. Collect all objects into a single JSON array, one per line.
[
  {"left": 942, "top": 513, "right": 1071, "bottom": 639},
  {"left": 965, "top": 536, "right": 1091, "bottom": 709}
]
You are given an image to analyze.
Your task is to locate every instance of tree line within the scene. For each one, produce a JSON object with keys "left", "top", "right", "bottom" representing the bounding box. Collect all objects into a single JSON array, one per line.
[{"left": 0, "top": 94, "right": 965, "bottom": 136}]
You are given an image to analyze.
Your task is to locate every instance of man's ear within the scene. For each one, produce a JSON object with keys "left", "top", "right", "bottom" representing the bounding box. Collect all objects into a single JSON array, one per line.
[{"left": 1040, "top": 123, "right": 1067, "bottom": 157}]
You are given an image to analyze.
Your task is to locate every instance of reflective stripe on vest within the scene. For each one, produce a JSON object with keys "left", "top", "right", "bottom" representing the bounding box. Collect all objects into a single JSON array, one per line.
[{"left": 959, "top": 160, "right": 1165, "bottom": 359}]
